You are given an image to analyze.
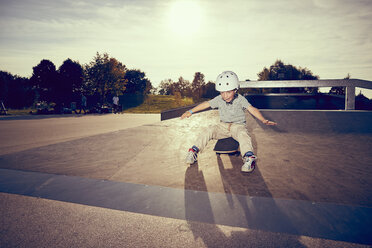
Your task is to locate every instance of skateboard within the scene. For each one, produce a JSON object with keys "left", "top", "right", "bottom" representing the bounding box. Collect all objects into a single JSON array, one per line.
[{"left": 214, "top": 137, "right": 240, "bottom": 156}]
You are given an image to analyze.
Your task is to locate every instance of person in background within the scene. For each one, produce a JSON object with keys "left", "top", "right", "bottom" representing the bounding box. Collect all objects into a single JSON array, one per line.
[
  {"left": 79, "top": 93, "right": 87, "bottom": 114},
  {"left": 112, "top": 95, "right": 120, "bottom": 114}
]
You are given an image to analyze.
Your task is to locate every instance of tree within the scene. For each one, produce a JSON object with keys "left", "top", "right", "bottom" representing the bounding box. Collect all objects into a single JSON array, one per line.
[
  {"left": 158, "top": 79, "right": 173, "bottom": 95},
  {"left": 329, "top": 73, "right": 349, "bottom": 95},
  {"left": 355, "top": 91, "right": 372, "bottom": 110},
  {"left": 0, "top": 71, "right": 33, "bottom": 108},
  {"left": 202, "top": 81, "right": 219, "bottom": 99},
  {"left": 9, "top": 75, "right": 33, "bottom": 108},
  {"left": 59, "top": 59, "right": 82, "bottom": 90},
  {"left": 191, "top": 72, "right": 206, "bottom": 101},
  {"left": 84, "top": 52, "right": 127, "bottom": 104},
  {"left": 171, "top": 77, "right": 191, "bottom": 97},
  {"left": 54, "top": 59, "right": 83, "bottom": 106},
  {"left": 30, "top": 59, "right": 58, "bottom": 102},
  {"left": 0, "top": 71, "right": 12, "bottom": 102},
  {"left": 124, "top": 69, "right": 152, "bottom": 95},
  {"left": 257, "top": 60, "right": 319, "bottom": 93},
  {"left": 157, "top": 76, "right": 194, "bottom": 97}
]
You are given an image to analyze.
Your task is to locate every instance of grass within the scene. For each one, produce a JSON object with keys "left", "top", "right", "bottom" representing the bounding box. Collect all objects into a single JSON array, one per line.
[
  {"left": 123, "top": 95, "right": 195, "bottom": 113},
  {"left": 3, "top": 95, "right": 197, "bottom": 116},
  {"left": 6, "top": 108, "right": 34, "bottom": 116}
]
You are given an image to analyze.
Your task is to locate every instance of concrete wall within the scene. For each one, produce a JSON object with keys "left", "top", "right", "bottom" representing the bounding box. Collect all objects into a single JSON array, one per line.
[
  {"left": 161, "top": 107, "right": 372, "bottom": 133},
  {"left": 252, "top": 110, "right": 372, "bottom": 133},
  {"left": 160, "top": 104, "right": 211, "bottom": 121}
]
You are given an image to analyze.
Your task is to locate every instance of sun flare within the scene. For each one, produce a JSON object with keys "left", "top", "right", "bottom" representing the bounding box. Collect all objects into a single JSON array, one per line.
[{"left": 168, "top": 1, "right": 202, "bottom": 36}]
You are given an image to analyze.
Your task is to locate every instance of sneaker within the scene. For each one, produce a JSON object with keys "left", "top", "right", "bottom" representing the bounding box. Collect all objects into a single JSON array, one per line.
[
  {"left": 241, "top": 155, "right": 257, "bottom": 173},
  {"left": 186, "top": 148, "right": 198, "bottom": 164}
]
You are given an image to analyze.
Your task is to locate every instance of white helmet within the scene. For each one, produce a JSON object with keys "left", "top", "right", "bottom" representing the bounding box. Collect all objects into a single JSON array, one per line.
[{"left": 215, "top": 71, "right": 239, "bottom": 92}]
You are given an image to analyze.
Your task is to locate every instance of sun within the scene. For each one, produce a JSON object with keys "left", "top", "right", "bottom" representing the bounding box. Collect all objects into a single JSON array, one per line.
[{"left": 168, "top": 1, "right": 203, "bottom": 36}]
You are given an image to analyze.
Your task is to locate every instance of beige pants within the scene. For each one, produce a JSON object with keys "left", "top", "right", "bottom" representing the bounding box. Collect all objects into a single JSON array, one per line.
[{"left": 194, "top": 122, "right": 253, "bottom": 156}]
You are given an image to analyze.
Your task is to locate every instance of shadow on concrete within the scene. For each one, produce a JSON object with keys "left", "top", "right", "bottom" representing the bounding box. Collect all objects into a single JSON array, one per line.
[
  {"left": 184, "top": 164, "right": 305, "bottom": 247},
  {"left": 182, "top": 114, "right": 302, "bottom": 246}
]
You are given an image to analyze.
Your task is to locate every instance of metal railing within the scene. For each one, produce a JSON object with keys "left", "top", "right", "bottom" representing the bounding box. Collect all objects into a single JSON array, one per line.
[{"left": 239, "top": 79, "right": 372, "bottom": 110}]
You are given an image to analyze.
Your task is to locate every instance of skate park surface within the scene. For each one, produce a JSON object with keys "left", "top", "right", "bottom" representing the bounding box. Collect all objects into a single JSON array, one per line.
[{"left": 0, "top": 111, "right": 371, "bottom": 247}]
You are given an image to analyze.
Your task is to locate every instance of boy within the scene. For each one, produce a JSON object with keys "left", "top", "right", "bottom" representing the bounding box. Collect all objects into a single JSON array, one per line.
[{"left": 181, "top": 71, "right": 277, "bottom": 172}]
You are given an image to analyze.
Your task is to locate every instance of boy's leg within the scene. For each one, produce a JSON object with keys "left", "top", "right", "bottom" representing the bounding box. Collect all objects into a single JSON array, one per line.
[
  {"left": 230, "top": 124, "right": 254, "bottom": 156},
  {"left": 194, "top": 123, "right": 231, "bottom": 152},
  {"left": 193, "top": 125, "right": 217, "bottom": 153},
  {"left": 186, "top": 123, "right": 229, "bottom": 164},
  {"left": 231, "top": 124, "right": 256, "bottom": 172}
]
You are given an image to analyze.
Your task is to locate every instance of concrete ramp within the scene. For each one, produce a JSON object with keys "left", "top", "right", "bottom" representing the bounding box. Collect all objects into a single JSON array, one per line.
[
  {"left": 0, "top": 110, "right": 371, "bottom": 206},
  {"left": 0, "top": 110, "right": 372, "bottom": 246}
]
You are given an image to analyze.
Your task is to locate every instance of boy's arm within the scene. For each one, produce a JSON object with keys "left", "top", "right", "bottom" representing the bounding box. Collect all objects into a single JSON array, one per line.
[
  {"left": 247, "top": 106, "right": 277, "bottom": 125},
  {"left": 181, "top": 101, "right": 211, "bottom": 119}
]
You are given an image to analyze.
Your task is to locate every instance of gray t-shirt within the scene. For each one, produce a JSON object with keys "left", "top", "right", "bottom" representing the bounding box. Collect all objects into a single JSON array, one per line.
[{"left": 209, "top": 94, "right": 251, "bottom": 123}]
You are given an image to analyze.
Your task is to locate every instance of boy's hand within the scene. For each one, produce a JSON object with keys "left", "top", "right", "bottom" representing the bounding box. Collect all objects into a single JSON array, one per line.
[
  {"left": 263, "top": 119, "right": 277, "bottom": 125},
  {"left": 180, "top": 111, "right": 192, "bottom": 119}
]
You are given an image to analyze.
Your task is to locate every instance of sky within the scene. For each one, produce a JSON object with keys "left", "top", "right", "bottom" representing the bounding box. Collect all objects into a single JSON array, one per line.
[{"left": 1, "top": 0, "right": 372, "bottom": 98}]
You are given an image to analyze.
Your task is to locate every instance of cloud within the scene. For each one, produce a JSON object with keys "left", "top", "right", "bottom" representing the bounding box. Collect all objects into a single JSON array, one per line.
[
  {"left": 0, "top": 0, "right": 162, "bottom": 48},
  {"left": 0, "top": 0, "right": 157, "bottom": 22},
  {"left": 0, "top": 0, "right": 371, "bottom": 85}
]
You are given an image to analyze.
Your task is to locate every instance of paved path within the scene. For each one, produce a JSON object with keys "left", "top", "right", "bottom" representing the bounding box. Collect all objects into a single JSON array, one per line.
[{"left": 0, "top": 114, "right": 160, "bottom": 155}]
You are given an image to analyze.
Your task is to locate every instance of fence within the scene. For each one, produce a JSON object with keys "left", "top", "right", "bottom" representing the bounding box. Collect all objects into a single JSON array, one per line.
[{"left": 239, "top": 79, "right": 372, "bottom": 110}]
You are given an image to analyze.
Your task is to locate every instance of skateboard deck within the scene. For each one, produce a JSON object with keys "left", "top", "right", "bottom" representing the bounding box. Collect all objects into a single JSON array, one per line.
[{"left": 214, "top": 137, "right": 240, "bottom": 155}]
